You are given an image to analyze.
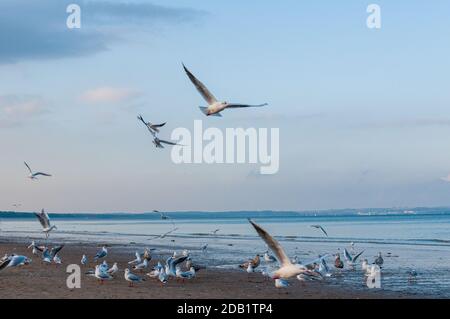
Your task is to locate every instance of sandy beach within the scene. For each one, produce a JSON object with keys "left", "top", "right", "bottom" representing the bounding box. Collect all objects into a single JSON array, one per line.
[{"left": 0, "top": 240, "right": 425, "bottom": 299}]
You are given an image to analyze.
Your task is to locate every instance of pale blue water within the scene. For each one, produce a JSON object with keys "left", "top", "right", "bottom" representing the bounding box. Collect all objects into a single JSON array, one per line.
[{"left": 1, "top": 209, "right": 449, "bottom": 298}]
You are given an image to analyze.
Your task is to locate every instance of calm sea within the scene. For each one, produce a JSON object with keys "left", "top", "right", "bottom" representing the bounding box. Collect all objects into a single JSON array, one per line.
[{"left": 1, "top": 209, "right": 449, "bottom": 297}]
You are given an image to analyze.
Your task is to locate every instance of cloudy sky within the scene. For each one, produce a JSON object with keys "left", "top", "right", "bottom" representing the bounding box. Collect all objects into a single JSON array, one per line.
[{"left": 1, "top": 0, "right": 450, "bottom": 212}]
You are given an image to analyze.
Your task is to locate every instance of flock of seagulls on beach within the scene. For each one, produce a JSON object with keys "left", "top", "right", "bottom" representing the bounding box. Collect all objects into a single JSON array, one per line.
[{"left": 0, "top": 63, "right": 419, "bottom": 293}]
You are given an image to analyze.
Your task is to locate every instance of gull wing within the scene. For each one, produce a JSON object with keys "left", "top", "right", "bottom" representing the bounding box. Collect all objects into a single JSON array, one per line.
[
  {"left": 226, "top": 103, "right": 268, "bottom": 108},
  {"left": 50, "top": 245, "right": 64, "bottom": 258},
  {"left": 159, "top": 139, "right": 180, "bottom": 146},
  {"left": 183, "top": 64, "right": 217, "bottom": 105},
  {"left": 352, "top": 250, "right": 365, "bottom": 263},
  {"left": 311, "top": 225, "right": 328, "bottom": 237},
  {"left": 24, "top": 162, "right": 33, "bottom": 174},
  {"left": 34, "top": 210, "right": 50, "bottom": 229},
  {"left": 151, "top": 122, "right": 166, "bottom": 128},
  {"left": 303, "top": 254, "right": 330, "bottom": 267},
  {"left": 34, "top": 172, "right": 52, "bottom": 177},
  {"left": 248, "top": 219, "right": 292, "bottom": 267},
  {"left": 344, "top": 248, "right": 352, "bottom": 262},
  {"left": 0, "top": 258, "right": 11, "bottom": 271}
]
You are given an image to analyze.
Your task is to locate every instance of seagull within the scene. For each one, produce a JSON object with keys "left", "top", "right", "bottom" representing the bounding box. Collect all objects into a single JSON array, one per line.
[
  {"left": 343, "top": 248, "right": 365, "bottom": 267},
  {"left": 176, "top": 266, "right": 195, "bottom": 281},
  {"left": 94, "top": 265, "right": 112, "bottom": 284},
  {"left": 81, "top": 254, "right": 88, "bottom": 266},
  {"left": 24, "top": 162, "right": 52, "bottom": 180},
  {"left": 201, "top": 244, "right": 208, "bottom": 253},
  {"left": 183, "top": 63, "right": 268, "bottom": 117},
  {"left": 99, "top": 260, "right": 109, "bottom": 273},
  {"left": 318, "top": 258, "right": 332, "bottom": 277},
  {"left": 264, "top": 251, "right": 277, "bottom": 263},
  {"left": 128, "top": 251, "right": 142, "bottom": 265},
  {"left": 334, "top": 253, "right": 344, "bottom": 269},
  {"left": 124, "top": 268, "right": 144, "bottom": 287},
  {"left": 275, "top": 278, "right": 290, "bottom": 288},
  {"left": 154, "top": 210, "right": 170, "bottom": 220},
  {"left": 239, "top": 255, "right": 261, "bottom": 269},
  {"left": 107, "top": 262, "right": 119, "bottom": 276},
  {"left": 211, "top": 229, "right": 220, "bottom": 235},
  {"left": 166, "top": 255, "right": 189, "bottom": 277},
  {"left": 94, "top": 246, "right": 108, "bottom": 261},
  {"left": 147, "top": 262, "right": 163, "bottom": 278},
  {"left": 27, "top": 241, "right": 45, "bottom": 255},
  {"left": 362, "top": 259, "right": 369, "bottom": 272},
  {"left": 137, "top": 114, "right": 166, "bottom": 134},
  {"left": 42, "top": 245, "right": 64, "bottom": 264},
  {"left": 34, "top": 209, "right": 57, "bottom": 238},
  {"left": 53, "top": 254, "right": 62, "bottom": 265},
  {"left": 158, "top": 267, "right": 169, "bottom": 284},
  {"left": 407, "top": 269, "right": 418, "bottom": 282},
  {"left": 248, "top": 219, "right": 312, "bottom": 280},
  {"left": 133, "top": 258, "right": 149, "bottom": 271},
  {"left": 152, "top": 136, "right": 182, "bottom": 149},
  {"left": 374, "top": 252, "right": 384, "bottom": 267},
  {"left": 310, "top": 225, "right": 328, "bottom": 237},
  {"left": 0, "top": 255, "right": 31, "bottom": 270}
]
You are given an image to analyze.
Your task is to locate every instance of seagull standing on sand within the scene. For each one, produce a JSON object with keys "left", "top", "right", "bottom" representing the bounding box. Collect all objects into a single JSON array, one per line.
[
  {"left": 310, "top": 225, "right": 328, "bottom": 237},
  {"left": 94, "top": 265, "right": 112, "bottom": 284},
  {"left": 133, "top": 259, "right": 149, "bottom": 271},
  {"left": 34, "top": 209, "right": 57, "bottom": 238},
  {"left": 81, "top": 255, "right": 88, "bottom": 266},
  {"left": 124, "top": 268, "right": 144, "bottom": 287},
  {"left": 107, "top": 262, "right": 119, "bottom": 276},
  {"left": 24, "top": 162, "right": 52, "bottom": 180},
  {"left": 183, "top": 64, "right": 268, "bottom": 117},
  {"left": 128, "top": 251, "right": 142, "bottom": 265},
  {"left": 94, "top": 246, "right": 108, "bottom": 261},
  {"left": 248, "top": 219, "right": 311, "bottom": 280}
]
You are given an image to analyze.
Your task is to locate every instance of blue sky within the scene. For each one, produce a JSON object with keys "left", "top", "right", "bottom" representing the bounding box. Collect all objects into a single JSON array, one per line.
[{"left": 1, "top": 0, "right": 450, "bottom": 212}]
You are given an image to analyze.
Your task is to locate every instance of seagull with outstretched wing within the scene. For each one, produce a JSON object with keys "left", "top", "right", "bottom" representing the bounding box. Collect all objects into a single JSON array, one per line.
[
  {"left": 152, "top": 136, "right": 183, "bottom": 149},
  {"left": 137, "top": 115, "right": 166, "bottom": 134},
  {"left": 34, "top": 209, "right": 57, "bottom": 238},
  {"left": 344, "top": 248, "right": 365, "bottom": 267},
  {"left": 248, "top": 219, "right": 311, "bottom": 282},
  {"left": 24, "top": 162, "right": 52, "bottom": 180},
  {"left": 183, "top": 63, "right": 268, "bottom": 117},
  {"left": 310, "top": 225, "right": 328, "bottom": 237}
]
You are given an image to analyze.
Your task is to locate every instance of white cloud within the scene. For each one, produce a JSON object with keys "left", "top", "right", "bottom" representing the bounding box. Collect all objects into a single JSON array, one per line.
[
  {"left": 0, "top": 94, "right": 48, "bottom": 127},
  {"left": 81, "top": 87, "right": 141, "bottom": 104}
]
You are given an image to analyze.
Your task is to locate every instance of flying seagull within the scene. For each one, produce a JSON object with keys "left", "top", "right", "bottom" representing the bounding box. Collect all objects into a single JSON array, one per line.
[
  {"left": 137, "top": 115, "right": 166, "bottom": 134},
  {"left": 152, "top": 136, "right": 182, "bottom": 149},
  {"left": 344, "top": 248, "right": 365, "bottom": 266},
  {"left": 248, "top": 219, "right": 310, "bottom": 280},
  {"left": 24, "top": 162, "right": 52, "bottom": 180},
  {"left": 34, "top": 209, "right": 57, "bottom": 238},
  {"left": 310, "top": 225, "right": 328, "bottom": 237},
  {"left": 183, "top": 63, "right": 268, "bottom": 117}
]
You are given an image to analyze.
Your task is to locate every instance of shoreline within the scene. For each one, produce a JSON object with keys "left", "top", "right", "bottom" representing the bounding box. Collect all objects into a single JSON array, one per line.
[{"left": 0, "top": 240, "right": 429, "bottom": 299}]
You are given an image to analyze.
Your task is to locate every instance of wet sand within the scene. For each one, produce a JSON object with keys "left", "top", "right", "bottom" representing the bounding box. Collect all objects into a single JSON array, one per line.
[{"left": 0, "top": 241, "right": 422, "bottom": 299}]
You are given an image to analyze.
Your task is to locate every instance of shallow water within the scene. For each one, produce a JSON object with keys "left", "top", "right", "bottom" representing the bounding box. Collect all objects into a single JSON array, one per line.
[{"left": 1, "top": 210, "right": 449, "bottom": 297}]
